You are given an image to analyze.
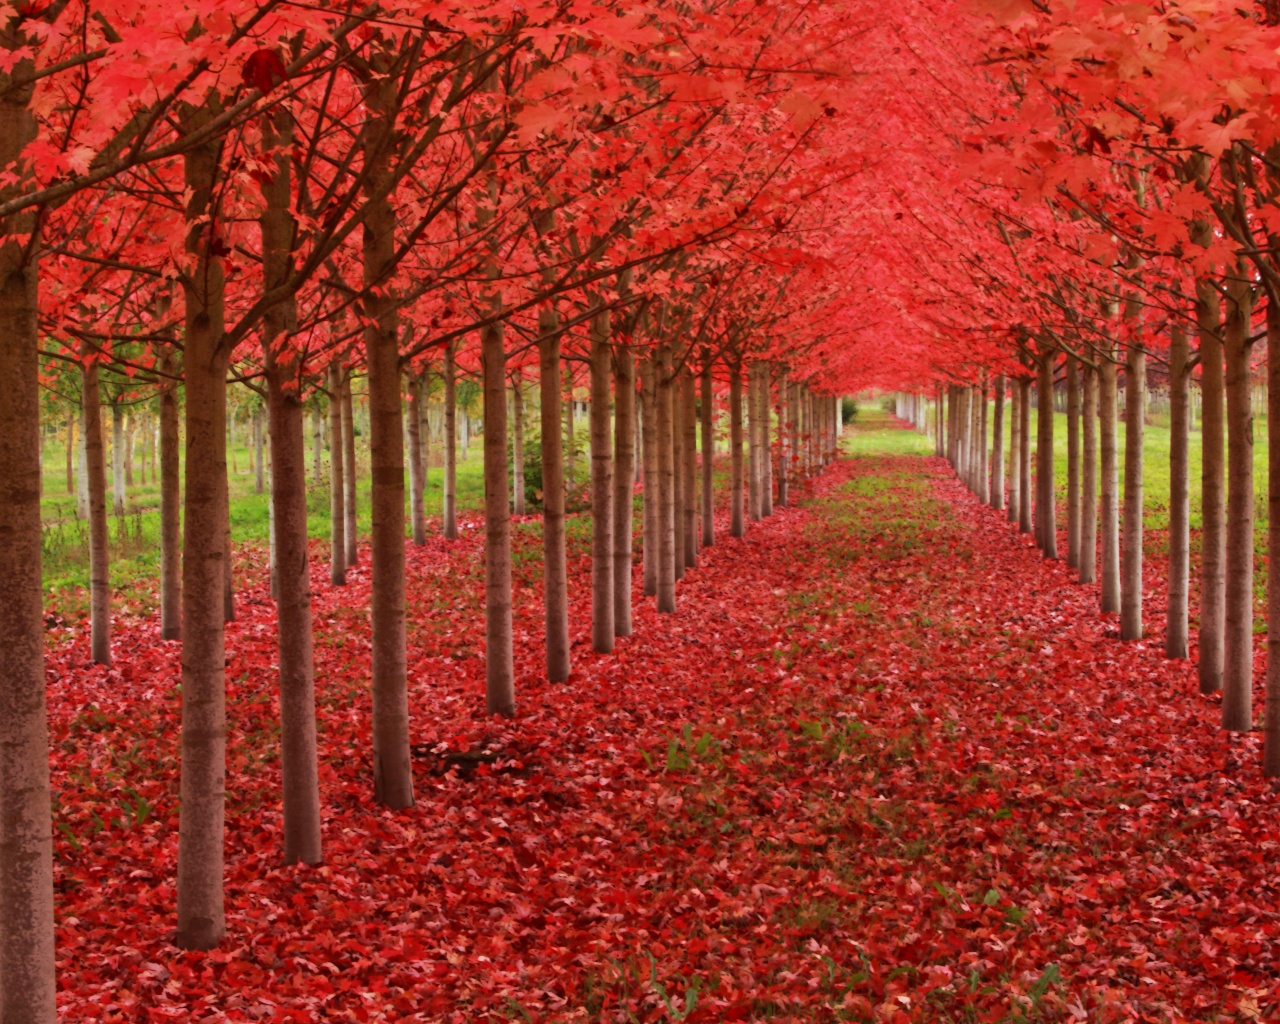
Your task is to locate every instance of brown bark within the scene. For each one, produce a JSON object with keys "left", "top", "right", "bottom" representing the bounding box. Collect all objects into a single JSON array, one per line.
[
  {"left": 1018, "top": 377, "right": 1032, "bottom": 535},
  {"left": 776, "top": 368, "right": 788, "bottom": 509},
  {"left": 160, "top": 353, "right": 182, "bottom": 640},
  {"left": 589, "top": 307, "right": 615, "bottom": 652},
  {"left": 613, "top": 345, "right": 636, "bottom": 637},
  {"left": 407, "top": 374, "right": 426, "bottom": 546},
  {"left": 539, "top": 309, "right": 570, "bottom": 682},
  {"left": 327, "top": 366, "right": 346, "bottom": 586},
  {"left": 341, "top": 373, "right": 358, "bottom": 566},
  {"left": 1037, "top": 352, "right": 1057, "bottom": 559},
  {"left": 1121, "top": 339, "right": 1145, "bottom": 639},
  {"left": 991, "top": 375, "right": 1005, "bottom": 511},
  {"left": 0, "top": 47, "right": 56, "bottom": 1016},
  {"left": 1080, "top": 364, "right": 1098, "bottom": 584},
  {"left": 1066, "top": 356, "right": 1080, "bottom": 568},
  {"left": 640, "top": 354, "right": 659, "bottom": 598},
  {"left": 1007, "top": 382, "right": 1020, "bottom": 524},
  {"left": 760, "top": 362, "right": 773, "bottom": 516},
  {"left": 656, "top": 344, "right": 677, "bottom": 612},
  {"left": 730, "top": 364, "right": 745, "bottom": 537},
  {"left": 1198, "top": 276, "right": 1226, "bottom": 695},
  {"left": 747, "top": 363, "right": 761, "bottom": 521},
  {"left": 82, "top": 350, "right": 111, "bottom": 665},
  {"left": 253, "top": 404, "right": 265, "bottom": 495},
  {"left": 681, "top": 369, "right": 698, "bottom": 568},
  {"left": 1099, "top": 340, "right": 1120, "bottom": 612},
  {"left": 1222, "top": 267, "right": 1254, "bottom": 732},
  {"left": 978, "top": 380, "right": 989, "bottom": 503},
  {"left": 671, "top": 358, "right": 685, "bottom": 581},
  {"left": 482, "top": 317, "right": 515, "bottom": 715},
  {"left": 512, "top": 370, "right": 525, "bottom": 517},
  {"left": 363, "top": 73, "right": 414, "bottom": 805},
  {"left": 311, "top": 405, "right": 323, "bottom": 483},
  {"left": 443, "top": 340, "right": 458, "bottom": 540},
  {"left": 176, "top": 109, "right": 230, "bottom": 951},
  {"left": 260, "top": 105, "right": 322, "bottom": 865},
  {"left": 1167, "top": 323, "right": 1190, "bottom": 660}
]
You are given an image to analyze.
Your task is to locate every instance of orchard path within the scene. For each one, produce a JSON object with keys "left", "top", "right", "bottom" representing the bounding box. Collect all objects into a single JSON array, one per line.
[{"left": 52, "top": 414, "right": 1279, "bottom": 1023}]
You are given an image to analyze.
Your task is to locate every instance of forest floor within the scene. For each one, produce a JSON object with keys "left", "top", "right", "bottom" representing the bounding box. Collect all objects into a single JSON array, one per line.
[{"left": 50, "top": 411, "right": 1279, "bottom": 1023}]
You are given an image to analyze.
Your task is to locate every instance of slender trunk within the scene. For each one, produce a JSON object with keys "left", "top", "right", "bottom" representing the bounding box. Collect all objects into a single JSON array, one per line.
[
  {"left": 160, "top": 354, "right": 182, "bottom": 640},
  {"left": 613, "top": 345, "right": 636, "bottom": 637},
  {"left": 1222, "top": 268, "right": 1254, "bottom": 732},
  {"left": 443, "top": 341, "right": 458, "bottom": 540},
  {"left": 760, "top": 363, "right": 773, "bottom": 516},
  {"left": 482, "top": 318, "right": 515, "bottom": 715},
  {"left": 747, "top": 364, "right": 761, "bottom": 521},
  {"left": 341, "top": 374, "right": 358, "bottom": 566},
  {"left": 1167, "top": 323, "right": 1190, "bottom": 660},
  {"left": 1066, "top": 357, "right": 1081, "bottom": 567},
  {"left": 656, "top": 344, "right": 677, "bottom": 612},
  {"left": 1121, "top": 339, "right": 1145, "bottom": 639},
  {"left": 1007, "top": 382, "right": 1020, "bottom": 523},
  {"left": 407, "top": 373, "right": 426, "bottom": 546},
  {"left": 1080, "top": 365, "right": 1098, "bottom": 584},
  {"left": 311, "top": 405, "right": 323, "bottom": 483},
  {"left": 512, "top": 370, "right": 525, "bottom": 517},
  {"left": 0, "top": 50, "right": 56, "bottom": 1017},
  {"left": 327, "top": 366, "right": 346, "bottom": 586},
  {"left": 681, "top": 370, "right": 698, "bottom": 568},
  {"left": 1018, "top": 377, "right": 1032, "bottom": 535},
  {"left": 253, "top": 405, "right": 265, "bottom": 495},
  {"left": 640, "top": 354, "right": 659, "bottom": 599},
  {"left": 363, "top": 75, "right": 414, "bottom": 805},
  {"left": 261, "top": 106, "right": 322, "bottom": 864},
  {"left": 82, "top": 354, "right": 111, "bottom": 664},
  {"left": 730, "top": 364, "right": 745, "bottom": 538},
  {"left": 589, "top": 308, "right": 614, "bottom": 652},
  {"left": 564, "top": 366, "right": 576, "bottom": 485},
  {"left": 65, "top": 416, "right": 74, "bottom": 494},
  {"left": 112, "top": 401, "right": 125, "bottom": 515},
  {"left": 672, "top": 361, "right": 685, "bottom": 580},
  {"left": 1038, "top": 352, "right": 1057, "bottom": 558},
  {"left": 1099, "top": 343, "right": 1120, "bottom": 612},
  {"left": 176, "top": 112, "right": 229, "bottom": 951},
  {"left": 1266, "top": 296, "right": 1280, "bottom": 772},
  {"left": 700, "top": 363, "right": 716, "bottom": 542},
  {"left": 539, "top": 310, "right": 570, "bottom": 682},
  {"left": 1198, "top": 277, "right": 1226, "bottom": 695},
  {"left": 978, "top": 380, "right": 989, "bottom": 503},
  {"left": 125, "top": 413, "right": 135, "bottom": 487},
  {"left": 76, "top": 404, "right": 88, "bottom": 519},
  {"left": 776, "top": 368, "right": 789, "bottom": 509},
  {"left": 991, "top": 375, "right": 1005, "bottom": 510}
]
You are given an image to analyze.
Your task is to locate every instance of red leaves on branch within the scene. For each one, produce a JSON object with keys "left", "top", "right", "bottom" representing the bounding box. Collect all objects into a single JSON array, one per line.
[{"left": 242, "top": 49, "right": 287, "bottom": 94}]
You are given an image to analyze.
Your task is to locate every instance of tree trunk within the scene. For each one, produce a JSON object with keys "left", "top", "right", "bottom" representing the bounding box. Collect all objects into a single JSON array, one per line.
[
  {"left": 82, "top": 353, "right": 111, "bottom": 665},
  {"left": 76, "top": 404, "right": 89, "bottom": 519},
  {"left": 1018, "top": 377, "right": 1032, "bottom": 535},
  {"left": 407, "top": 373, "right": 426, "bottom": 546},
  {"left": 730, "top": 364, "right": 745, "bottom": 537},
  {"left": 1099, "top": 343, "right": 1120, "bottom": 612},
  {"left": 0, "top": 54, "right": 56, "bottom": 1016},
  {"left": 112, "top": 401, "right": 125, "bottom": 515},
  {"left": 125, "top": 413, "right": 135, "bottom": 487},
  {"left": 1198, "top": 276, "right": 1226, "bottom": 695},
  {"left": 539, "top": 310, "right": 570, "bottom": 682},
  {"left": 589, "top": 308, "right": 614, "bottom": 652},
  {"left": 1222, "top": 268, "right": 1254, "bottom": 732},
  {"left": 760, "top": 363, "right": 773, "bottom": 516},
  {"left": 1037, "top": 352, "right": 1057, "bottom": 558},
  {"left": 311, "top": 405, "right": 322, "bottom": 483},
  {"left": 481, "top": 317, "right": 515, "bottom": 715},
  {"left": 253, "top": 405, "right": 265, "bottom": 495},
  {"left": 613, "top": 345, "right": 636, "bottom": 637},
  {"left": 327, "top": 366, "right": 346, "bottom": 586},
  {"left": 564, "top": 366, "right": 576, "bottom": 485},
  {"left": 747, "top": 364, "right": 761, "bottom": 521},
  {"left": 640, "top": 353, "right": 659, "bottom": 599},
  {"left": 341, "top": 373, "right": 358, "bottom": 566},
  {"left": 682, "top": 370, "right": 698, "bottom": 567},
  {"left": 176, "top": 112, "right": 229, "bottom": 952},
  {"left": 656, "top": 345, "right": 677, "bottom": 613},
  {"left": 1121, "top": 339, "right": 1145, "bottom": 639},
  {"left": 160, "top": 354, "right": 182, "bottom": 640},
  {"left": 991, "top": 375, "right": 1005, "bottom": 510},
  {"left": 776, "top": 368, "right": 788, "bottom": 509},
  {"left": 978, "top": 380, "right": 989, "bottom": 503},
  {"left": 1007, "top": 381, "right": 1020, "bottom": 524},
  {"left": 443, "top": 341, "right": 458, "bottom": 540},
  {"left": 1081, "top": 364, "right": 1098, "bottom": 585},
  {"left": 671, "top": 360, "right": 685, "bottom": 581},
  {"left": 260, "top": 103, "right": 322, "bottom": 865},
  {"left": 512, "top": 370, "right": 525, "bottom": 517},
  {"left": 1066, "top": 356, "right": 1080, "bottom": 567},
  {"left": 1167, "top": 323, "right": 1190, "bottom": 660}
]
